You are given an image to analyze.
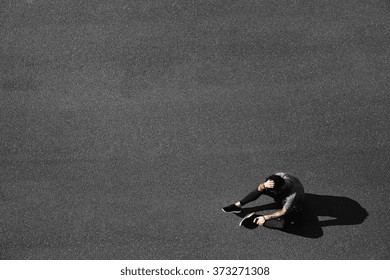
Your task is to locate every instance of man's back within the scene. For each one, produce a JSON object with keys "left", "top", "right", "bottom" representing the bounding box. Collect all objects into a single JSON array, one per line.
[{"left": 267, "top": 173, "right": 305, "bottom": 211}]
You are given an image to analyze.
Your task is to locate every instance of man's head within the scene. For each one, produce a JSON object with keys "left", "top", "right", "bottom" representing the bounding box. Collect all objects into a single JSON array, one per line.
[{"left": 265, "top": 174, "right": 285, "bottom": 190}]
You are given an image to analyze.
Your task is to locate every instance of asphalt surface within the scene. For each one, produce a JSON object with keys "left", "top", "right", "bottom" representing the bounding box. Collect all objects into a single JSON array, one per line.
[{"left": 0, "top": 0, "right": 389, "bottom": 259}]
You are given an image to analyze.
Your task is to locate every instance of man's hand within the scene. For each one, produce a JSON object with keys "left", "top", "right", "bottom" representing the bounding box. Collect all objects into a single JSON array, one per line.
[
  {"left": 258, "top": 180, "right": 275, "bottom": 191},
  {"left": 264, "top": 179, "right": 275, "bottom": 189},
  {"left": 254, "top": 216, "right": 266, "bottom": 226}
]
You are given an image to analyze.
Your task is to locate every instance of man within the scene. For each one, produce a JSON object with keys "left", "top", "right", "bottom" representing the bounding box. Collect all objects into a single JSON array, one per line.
[{"left": 222, "top": 172, "right": 305, "bottom": 229}]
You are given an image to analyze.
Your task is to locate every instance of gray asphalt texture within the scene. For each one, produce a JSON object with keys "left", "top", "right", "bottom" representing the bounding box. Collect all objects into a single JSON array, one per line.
[{"left": 1, "top": 0, "right": 389, "bottom": 260}]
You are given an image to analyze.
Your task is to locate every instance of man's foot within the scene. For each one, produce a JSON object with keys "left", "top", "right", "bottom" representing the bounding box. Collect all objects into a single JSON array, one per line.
[
  {"left": 222, "top": 204, "right": 241, "bottom": 213},
  {"left": 239, "top": 212, "right": 260, "bottom": 227}
]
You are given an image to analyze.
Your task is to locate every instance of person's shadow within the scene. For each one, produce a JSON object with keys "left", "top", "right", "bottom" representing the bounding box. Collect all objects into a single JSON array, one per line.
[{"left": 236, "top": 193, "right": 369, "bottom": 238}]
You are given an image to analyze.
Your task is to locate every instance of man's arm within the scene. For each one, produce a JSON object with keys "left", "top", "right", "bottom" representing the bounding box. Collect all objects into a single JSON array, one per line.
[
  {"left": 255, "top": 208, "right": 287, "bottom": 225},
  {"left": 254, "top": 193, "right": 297, "bottom": 225},
  {"left": 264, "top": 209, "right": 287, "bottom": 220}
]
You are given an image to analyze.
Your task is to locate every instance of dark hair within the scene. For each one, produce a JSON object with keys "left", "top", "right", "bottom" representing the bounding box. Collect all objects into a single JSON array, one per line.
[{"left": 266, "top": 175, "right": 285, "bottom": 189}]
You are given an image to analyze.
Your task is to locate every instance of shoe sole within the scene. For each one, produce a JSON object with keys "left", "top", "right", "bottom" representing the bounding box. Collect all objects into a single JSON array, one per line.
[
  {"left": 222, "top": 208, "right": 241, "bottom": 214},
  {"left": 239, "top": 212, "right": 258, "bottom": 227}
]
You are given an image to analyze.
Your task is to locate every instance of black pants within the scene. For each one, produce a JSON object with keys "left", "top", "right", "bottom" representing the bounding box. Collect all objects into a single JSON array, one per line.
[{"left": 240, "top": 188, "right": 301, "bottom": 229}]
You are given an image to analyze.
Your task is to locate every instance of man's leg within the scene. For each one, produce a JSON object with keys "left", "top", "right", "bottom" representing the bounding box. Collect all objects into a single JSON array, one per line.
[
  {"left": 239, "top": 188, "right": 263, "bottom": 207},
  {"left": 263, "top": 211, "right": 300, "bottom": 229},
  {"left": 222, "top": 188, "right": 263, "bottom": 213},
  {"left": 263, "top": 217, "right": 286, "bottom": 229}
]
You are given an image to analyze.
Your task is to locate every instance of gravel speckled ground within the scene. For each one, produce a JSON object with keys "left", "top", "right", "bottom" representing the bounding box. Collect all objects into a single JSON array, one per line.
[{"left": 0, "top": 0, "right": 389, "bottom": 259}]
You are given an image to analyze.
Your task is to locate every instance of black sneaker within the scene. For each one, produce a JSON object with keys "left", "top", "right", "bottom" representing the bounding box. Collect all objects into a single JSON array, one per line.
[
  {"left": 222, "top": 204, "right": 241, "bottom": 213},
  {"left": 239, "top": 212, "right": 260, "bottom": 228}
]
